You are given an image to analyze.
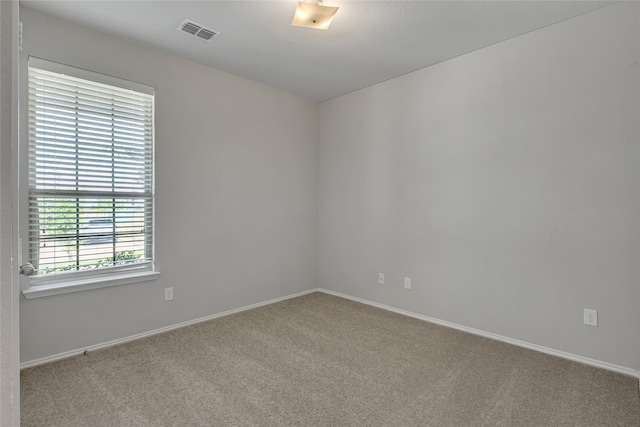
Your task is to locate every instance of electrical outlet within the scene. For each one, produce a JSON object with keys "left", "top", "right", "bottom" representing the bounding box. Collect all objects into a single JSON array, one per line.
[
  {"left": 164, "top": 287, "right": 174, "bottom": 301},
  {"left": 378, "top": 273, "right": 384, "bottom": 285},
  {"left": 584, "top": 308, "right": 597, "bottom": 327},
  {"left": 404, "top": 277, "right": 411, "bottom": 290}
]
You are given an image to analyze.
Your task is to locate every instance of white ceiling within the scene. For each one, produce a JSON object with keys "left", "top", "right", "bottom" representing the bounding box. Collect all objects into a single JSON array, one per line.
[{"left": 21, "top": 1, "right": 611, "bottom": 101}]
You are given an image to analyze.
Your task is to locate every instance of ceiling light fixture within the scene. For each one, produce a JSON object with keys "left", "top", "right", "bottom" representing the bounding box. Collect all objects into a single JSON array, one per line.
[{"left": 291, "top": 0, "right": 339, "bottom": 30}]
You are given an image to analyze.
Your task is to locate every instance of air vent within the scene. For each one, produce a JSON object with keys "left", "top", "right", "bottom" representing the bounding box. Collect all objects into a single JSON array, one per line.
[
  {"left": 196, "top": 28, "right": 217, "bottom": 41},
  {"left": 178, "top": 20, "right": 220, "bottom": 41}
]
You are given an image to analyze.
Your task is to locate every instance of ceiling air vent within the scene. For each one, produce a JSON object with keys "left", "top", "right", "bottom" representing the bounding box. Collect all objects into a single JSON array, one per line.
[{"left": 178, "top": 20, "right": 220, "bottom": 41}]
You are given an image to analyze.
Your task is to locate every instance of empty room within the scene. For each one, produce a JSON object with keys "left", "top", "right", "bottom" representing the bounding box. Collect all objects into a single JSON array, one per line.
[{"left": 1, "top": 1, "right": 639, "bottom": 425}]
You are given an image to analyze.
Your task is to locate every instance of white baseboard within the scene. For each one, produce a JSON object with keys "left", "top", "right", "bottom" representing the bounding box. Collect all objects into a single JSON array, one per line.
[
  {"left": 317, "top": 288, "right": 640, "bottom": 379},
  {"left": 22, "top": 287, "right": 640, "bottom": 380},
  {"left": 20, "top": 288, "right": 320, "bottom": 369}
]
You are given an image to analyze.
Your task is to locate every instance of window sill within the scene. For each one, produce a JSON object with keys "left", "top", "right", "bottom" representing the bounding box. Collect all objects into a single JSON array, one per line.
[{"left": 22, "top": 271, "right": 160, "bottom": 299}]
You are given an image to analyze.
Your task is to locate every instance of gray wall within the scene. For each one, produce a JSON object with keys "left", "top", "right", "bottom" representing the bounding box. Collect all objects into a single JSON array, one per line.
[
  {"left": 1, "top": 1, "right": 17, "bottom": 424},
  {"left": 318, "top": 2, "right": 640, "bottom": 371},
  {"left": 19, "top": 7, "right": 319, "bottom": 364}
]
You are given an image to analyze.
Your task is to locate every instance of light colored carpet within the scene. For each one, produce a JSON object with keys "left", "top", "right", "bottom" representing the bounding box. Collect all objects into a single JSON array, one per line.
[{"left": 21, "top": 292, "right": 640, "bottom": 426}]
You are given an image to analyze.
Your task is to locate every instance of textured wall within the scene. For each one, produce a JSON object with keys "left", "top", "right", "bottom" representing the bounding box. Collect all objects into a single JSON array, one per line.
[
  {"left": 19, "top": 7, "right": 318, "bottom": 364},
  {"left": 318, "top": 2, "right": 640, "bottom": 370}
]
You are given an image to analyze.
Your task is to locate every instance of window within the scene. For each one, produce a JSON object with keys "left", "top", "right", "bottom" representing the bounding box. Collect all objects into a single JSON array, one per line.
[{"left": 26, "top": 58, "right": 156, "bottom": 292}]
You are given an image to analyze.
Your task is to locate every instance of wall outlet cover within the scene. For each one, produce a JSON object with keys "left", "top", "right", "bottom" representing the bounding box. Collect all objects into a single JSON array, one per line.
[{"left": 583, "top": 308, "right": 597, "bottom": 327}]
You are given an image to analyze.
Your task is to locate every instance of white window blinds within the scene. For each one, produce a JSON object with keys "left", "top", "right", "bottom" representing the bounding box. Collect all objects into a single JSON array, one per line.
[{"left": 28, "top": 59, "right": 154, "bottom": 279}]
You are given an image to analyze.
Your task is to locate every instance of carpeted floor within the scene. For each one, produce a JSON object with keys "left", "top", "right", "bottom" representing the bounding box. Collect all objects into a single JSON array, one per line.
[{"left": 21, "top": 292, "right": 640, "bottom": 426}]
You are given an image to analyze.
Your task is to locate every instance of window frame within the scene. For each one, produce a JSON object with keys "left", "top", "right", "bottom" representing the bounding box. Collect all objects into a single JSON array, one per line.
[{"left": 23, "top": 58, "right": 159, "bottom": 299}]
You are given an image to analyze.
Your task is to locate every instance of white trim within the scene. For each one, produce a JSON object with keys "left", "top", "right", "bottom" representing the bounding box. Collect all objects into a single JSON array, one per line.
[
  {"left": 22, "top": 270, "right": 160, "bottom": 299},
  {"left": 317, "top": 289, "right": 640, "bottom": 379},
  {"left": 28, "top": 262, "right": 155, "bottom": 287},
  {"left": 11, "top": 3, "right": 20, "bottom": 426},
  {"left": 20, "top": 286, "right": 640, "bottom": 380},
  {"left": 20, "top": 288, "right": 319, "bottom": 369},
  {"left": 29, "top": 56, "right": 154, "bottom": 95}
]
